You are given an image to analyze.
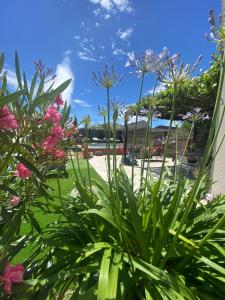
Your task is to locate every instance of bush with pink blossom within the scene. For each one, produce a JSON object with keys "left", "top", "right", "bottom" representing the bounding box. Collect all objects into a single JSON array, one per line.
[{"left": 0, "top": 52, "right": 78, "bottom": 296}]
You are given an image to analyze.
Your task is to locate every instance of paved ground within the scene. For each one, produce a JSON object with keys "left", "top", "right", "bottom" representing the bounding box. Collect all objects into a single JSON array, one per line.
[{"left": 89, "top": 155, "right": 174, "bottom": 190}]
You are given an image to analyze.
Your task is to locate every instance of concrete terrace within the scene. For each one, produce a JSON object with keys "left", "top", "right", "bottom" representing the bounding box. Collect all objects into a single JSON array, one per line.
[{"left": 89, "top": 155, "right": 174, "bottom": 190}]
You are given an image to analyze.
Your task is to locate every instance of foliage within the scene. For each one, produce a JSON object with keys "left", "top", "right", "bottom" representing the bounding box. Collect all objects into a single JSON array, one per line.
[
  {"left": 1, "top": 41, "right": 225, "bottom": 300},
  {"left": 0, "top": 51, "right": 74, "bottom": 296},
  {"left": 139, "top": 55, "right": 220, "bottom": 120},
  {"left": 8, "top": 171, "right": 225, "bottom": 299}
]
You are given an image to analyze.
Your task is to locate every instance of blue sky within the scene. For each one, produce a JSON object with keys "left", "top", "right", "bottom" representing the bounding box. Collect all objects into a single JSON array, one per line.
[{"left": 1, "top": 0, "right": 221, "bottom": 126}]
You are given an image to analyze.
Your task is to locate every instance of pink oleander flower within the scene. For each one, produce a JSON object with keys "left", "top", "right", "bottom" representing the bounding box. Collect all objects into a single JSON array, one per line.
[
  {"left": 43, "top": 106, "right": 61, "bottom": 124},
  {"left": 0, "top": 106, "right": 18, "bottom": 131},
  {"left": 42, "top": 135, "right": 59, "bottom": 153},
  {"left": 1, "top": 261, "right": 24, "bottom": 294},
  {"left": 54, "top": 95, "right": 64, "bottom": 107},
  {"left": 10, "top": 196, "right": 20, "bottom": 207},
  {"left": 51, "top": 125, "right": 64, "bottom": 139},
  {"left": 15, "top": 163, "right": 32, "bottom": 179},
  {"left": 54, "top": 149, "right": 65, "bottom": 159}
]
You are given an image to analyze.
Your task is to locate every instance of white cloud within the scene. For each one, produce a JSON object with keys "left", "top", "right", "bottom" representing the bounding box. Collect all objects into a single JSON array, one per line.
[
  {"left": 111, "top": 39, "right": 126, "bottom": 57},
  {"left": 93, "top": 8, "right": 101, "bottom": 15},
  {"left": 147, "top": 82, "right": 166, "bottom": 95},
  {"left": 112, "top": 0, "right": 133, "bottom": 12},
  {"left": 117, "top": 27, "right": 133, "bottom": 41},
  {"left": 113, "top": 48, "right": 126, "bottom": 56},
  {"left": 77, "top": 37, "right": 103, "bottom": 62},
  {"left": 89, "top": 0, "right": 133, "bottom": 13},
  {"left": 52, "top": 51, "right": 75, "bottom": 105},
  {"left": 95, "top": 22, "right": 100, "bottom": 27},
  {"left": 81, "top": 21, "right": 85, "bottom": 27},
  {"left": 77, "top": 51, "right": 97, "bottom": 62},
  {"left": 74, "top": 35, "right": 80, "bottom": 40},
  {"left": 90, "top": 0, "right": 112, "bottom": 11},
  {"left": 104, "top": 14, "right": 111, "bottom": 19},
  {"left": 73, "top": 99, "right": 91, "bottom": 107}
]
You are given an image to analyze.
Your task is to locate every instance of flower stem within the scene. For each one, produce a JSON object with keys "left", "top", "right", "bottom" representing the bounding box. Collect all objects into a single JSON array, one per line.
[
  {"left": 106, "top": 87, "right": 111, "bottom": 184},
  {"left": 140, "top": 77, "right": 157, "bottom": 188},
  {"left": 157, "top": 82, "right": 177, "bottom": 192},
  {"left": 131, "top": 73, "right": 145, "bottom": 190},
  {"left": 85, "top": 125, "right": 93, "bottom": 199}
]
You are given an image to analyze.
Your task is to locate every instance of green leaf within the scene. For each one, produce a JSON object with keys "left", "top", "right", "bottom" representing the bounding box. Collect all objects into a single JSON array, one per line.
[
  {"left": 97, "top": 248, "right": 112, "bottom": 300},
  {"left": 75, "top": 180, "right": 95, "bottom": 208},
  {"left": 0, "top": 184, "right": 18, "bottom": 196},
  {"left": 29, "top": 71, "right": 38, "bottom": 102},
  {"left": 35, "top": 75, "right": 45, "bottom": 98},
  {"left": 106, "top": 252, "right": 121, "bottom": 300},
  {"left": 23, "top": 71, "right": 30, "bottom": 101},
  {"left": 61, "top": 103, "right": 71, "bottom": 126},
  {"left": 27, "top": 210, "right": 42, "bottom": 233},
  {"left": 31, "top": 79, "right": 72, "bottom": 111},
  {"left": 74, "top": 285, "right": 97, "bottom": 300},
  {"left": 86, "top": 208, "right": 119, "bottom": 230},
  {"left": 2, "top": 75, "right": 7, "bottom": 94},
  {"left": 123, "top": 254, "right": 197, "bottom": 300},
  {"left": 0, "top": 90, "right": 24, "bottom": 107},
  {"left": 196, "top": 254, "right": 225, "bottom": 276},
  {"left": 48, "top": 79, "right": 71, "bottom": 101},
  {"left": 76, "top": 243, "right": 111, "bottom": 264},
  {"left": 2, "top": 208, "right": 23, "bottom": 245},
  {"left": 15, "top": 51, "right": 22, "bottom": 89},
  {"left": 0, "top": 52, "right": 4, "bottom": 73}
]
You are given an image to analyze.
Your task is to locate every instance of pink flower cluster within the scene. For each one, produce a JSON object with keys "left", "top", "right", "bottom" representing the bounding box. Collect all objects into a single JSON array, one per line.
[
  {"left": 41, "top": 97, "right": 66, "bottom": 159},
  {"left": 15, "top": 163, "right": 32, "bottom": 179},
  {"left": 10, "top": 196, "right": 20, "bottom": 206},
  {"left": 54, "top": 149, "right": 65, "bottom": 159},
  {"left": 54, "top": 95, "right": 64, "bottom": 107},
  {"left": 42, "top": 125, "right": 65, "bottom": 159},
  {"left": 0, "top": 106, "right": 18, "bottom": 131},
  {"left": 43, "top": 106, "right": 61, "bottom": 124},
  {"left": 0, "top": 261, "right": 24, "bottom": 294}
]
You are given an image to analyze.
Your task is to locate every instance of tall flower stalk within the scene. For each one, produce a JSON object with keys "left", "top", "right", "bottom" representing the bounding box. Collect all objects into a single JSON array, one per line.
[
  {"left": 83, "top": 115, "right": 93, "bottom": 198},
  {"left": 93, "top": 66, "right": 122, "bottom": 187},
  {"left": 177, "top": 108, "right": 210, "bottom": 176},
  {"left": 112, "top": 101, "right": 119, "bottom": 173},
  {"left": 125, "top": 49, "right": 167, "bottom": 189},
  {"left": 156, "top": 49, "right": 202, "bottom": 191},
  {"left": 140, "top": 81, "right": 158, "bottom": 188}
]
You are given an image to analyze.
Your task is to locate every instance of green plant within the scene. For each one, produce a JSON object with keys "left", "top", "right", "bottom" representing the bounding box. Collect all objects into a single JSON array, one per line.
[
  {"left": 0, "top": 51, "right": 74, "bottom": 296},
  {"left": 1, "top": 10, "right": 225, "bottom": 300}
]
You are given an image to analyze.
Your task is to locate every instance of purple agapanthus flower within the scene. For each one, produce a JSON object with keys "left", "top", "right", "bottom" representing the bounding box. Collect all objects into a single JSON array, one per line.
[
  {"left": 157, "top": 48, "right": 203, "bottom": 84},
  {"left": 205, "top": 9, "right": 225, "bottom": 53},
  {"left": 183, "top": 107, "right": 210, "bottom": 122},
  {"left": 125, "top": 48, "right": 167, "bottom": 76}
]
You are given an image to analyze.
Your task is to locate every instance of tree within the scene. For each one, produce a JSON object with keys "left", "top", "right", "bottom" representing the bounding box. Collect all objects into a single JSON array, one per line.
[{"left": 138, "top": 56, "right": 220, "bottom": 120}]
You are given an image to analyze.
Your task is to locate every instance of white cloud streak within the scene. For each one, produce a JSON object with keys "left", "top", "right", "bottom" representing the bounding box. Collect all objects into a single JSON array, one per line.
[
  {"left": 89, "top": 0, "right": 133, "bottom": 13},
  {"left": 117, "top": 27, "right": 133, "bottom": 41},
  {"left": 73, "top": 99, "right": 91, "bottom": 107},
  {"left": 53, "top": 51, "right": 75, "bottom": 105},
  {"left": 147, "top": 82, "right": 166, "bottom": 95}
]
